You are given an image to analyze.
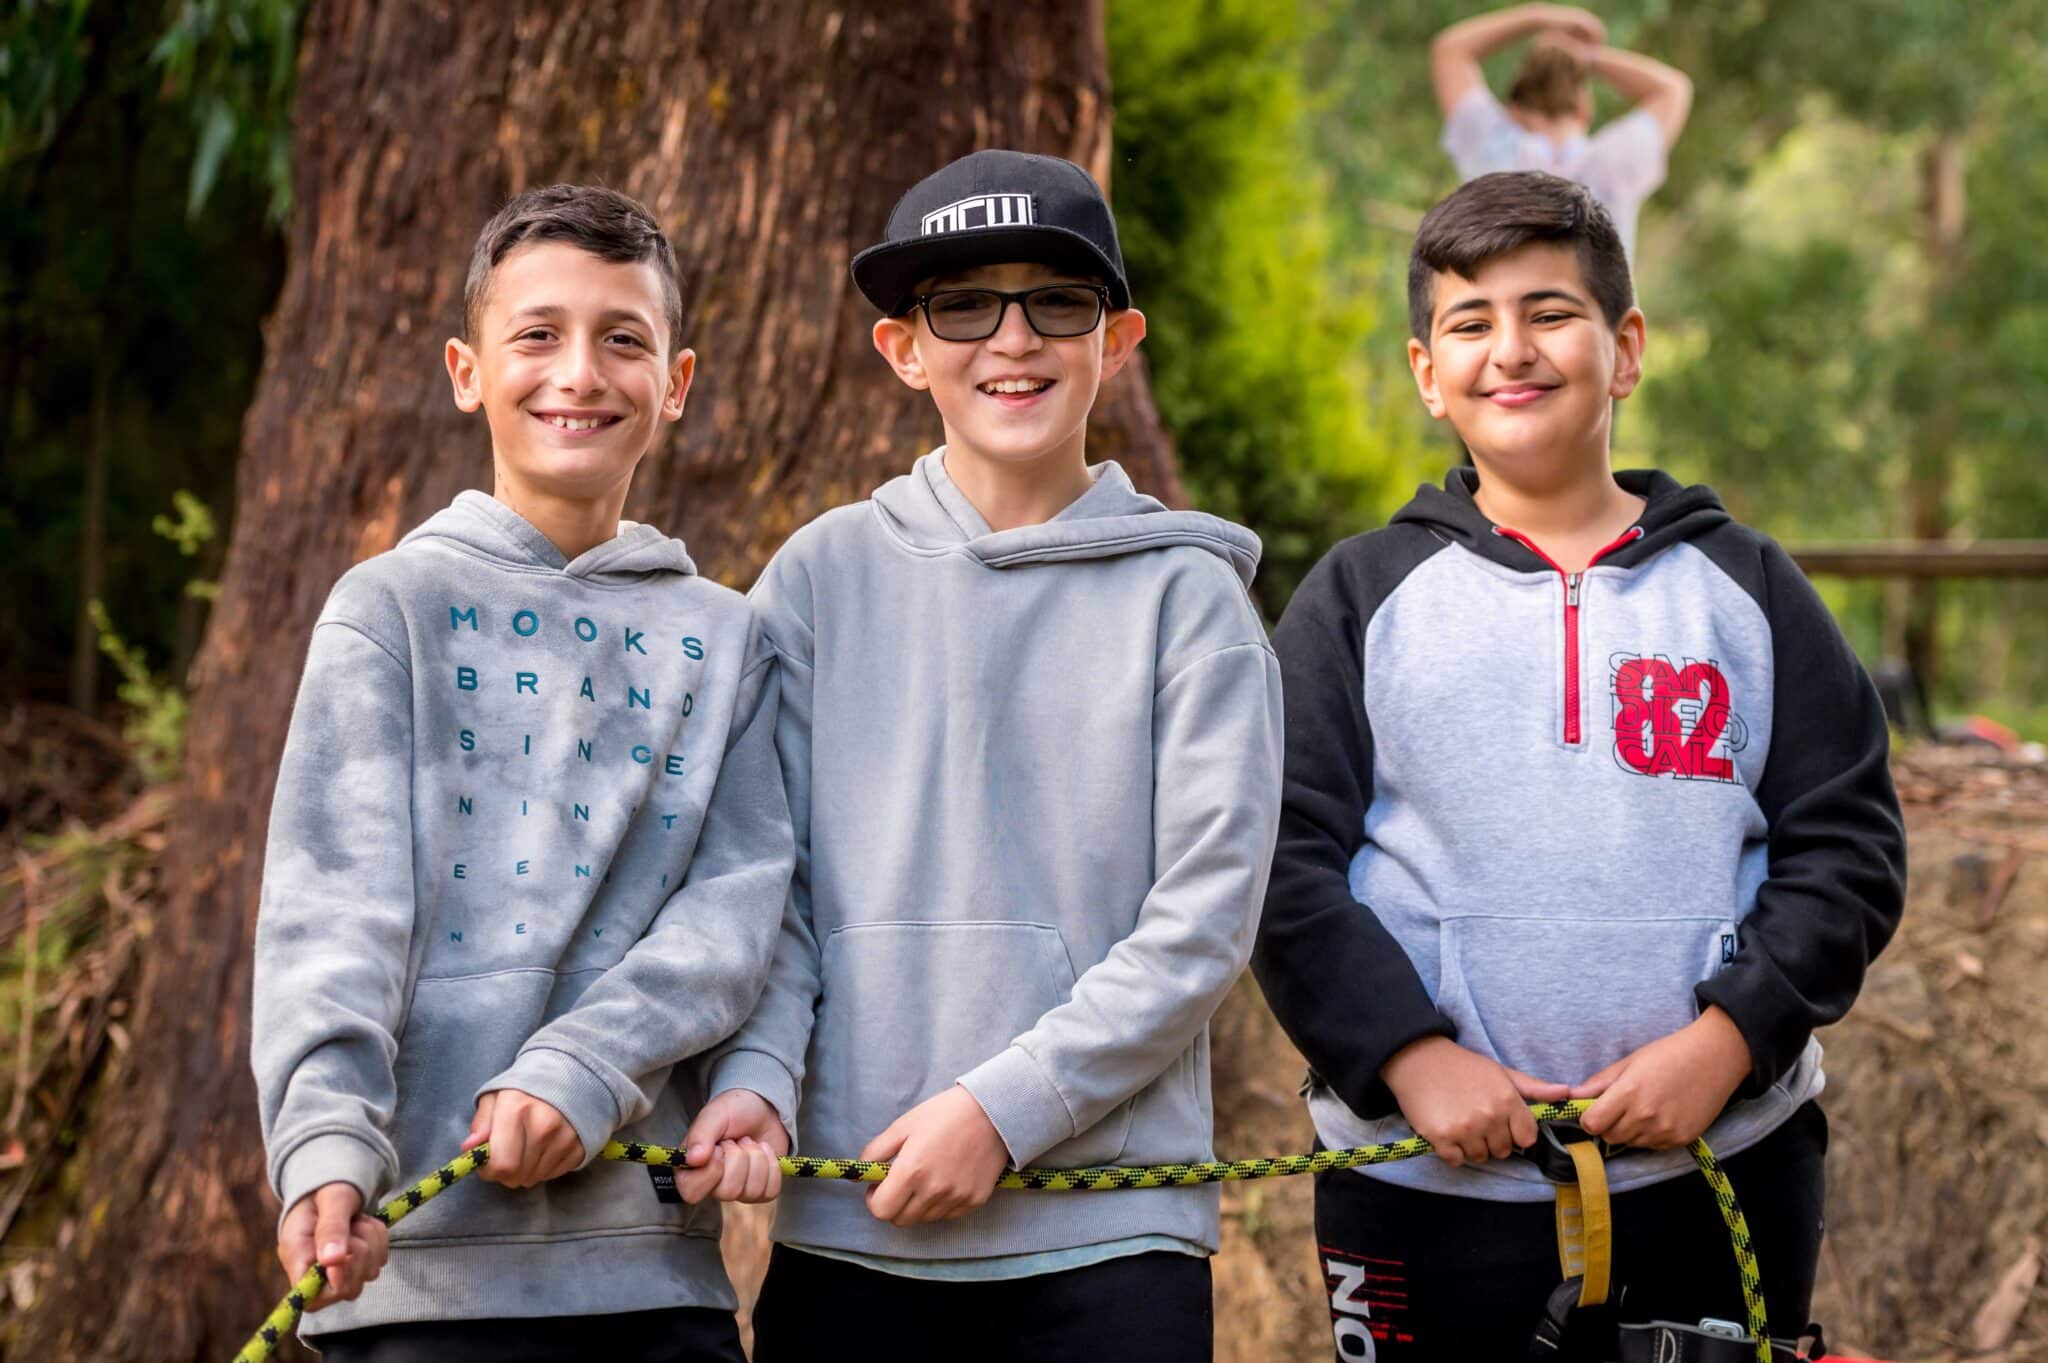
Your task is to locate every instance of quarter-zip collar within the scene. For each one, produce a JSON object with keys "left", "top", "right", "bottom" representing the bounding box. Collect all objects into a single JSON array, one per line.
[
  {"left": 1391, "top": 467, "right": 1732, "bottom": 748},
  {"left": 1389, "top": 467, "right": 1732, "bottom": 572}
]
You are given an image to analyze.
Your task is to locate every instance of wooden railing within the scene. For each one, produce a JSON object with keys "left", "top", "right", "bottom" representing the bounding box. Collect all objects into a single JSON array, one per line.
[{"left": 1787, "top": 541, "right": 2048, "bottom": 578}]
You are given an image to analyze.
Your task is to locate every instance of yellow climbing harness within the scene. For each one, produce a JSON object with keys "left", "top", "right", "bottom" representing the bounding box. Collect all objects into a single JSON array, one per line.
[
  {"left": 233, "top": 1099, "right": 1770, "bottom": 1363},
  {"left": 1554, "top": 1135, "right": 1615, "bottom": 1309}
]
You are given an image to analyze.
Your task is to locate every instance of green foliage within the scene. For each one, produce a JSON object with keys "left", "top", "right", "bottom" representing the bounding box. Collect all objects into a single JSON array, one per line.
[
  {"left": 2, "top": 3, "right": 285, "bottom": 709},
  {"left": 0, "top": 0, "right": 96, "bottom": 165},
  {"left": 1109, "top": 0, "right": 1439, "bottom": 608},
  {"left": 1113, "top": 0, "right": 2048, "bottom": 722},
  {"left": 151, "top": 0, "right": 301, "bottom": 220},
  {"left": 151, "top": 488, "right": 222, "bottom": 600},
  {"left": 87, "top": 601, "right": 187, "bottom": 783},
  {"left": 1, "top": 1, "right": 299, "bottom": 217}
]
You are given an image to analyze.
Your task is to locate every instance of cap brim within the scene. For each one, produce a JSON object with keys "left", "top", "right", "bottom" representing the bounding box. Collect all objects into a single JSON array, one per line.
[{"left": 850, "top": 225, "right": 1129, "bottom": 315}]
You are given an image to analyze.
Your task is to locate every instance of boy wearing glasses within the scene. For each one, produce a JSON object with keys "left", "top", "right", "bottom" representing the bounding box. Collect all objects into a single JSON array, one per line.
[{"left": 678, "top": 149, "right": 1284, "bottom": 1362}]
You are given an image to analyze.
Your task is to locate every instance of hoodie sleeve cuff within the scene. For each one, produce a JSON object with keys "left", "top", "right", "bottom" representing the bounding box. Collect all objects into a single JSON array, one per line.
[
  {"left": 276, "top": 1132, "right": 391, "bottom": 1234},
  {"left": 1693, "top": 971, "right": 1799, "bottom": 1095},
  {"left": 482, "top": 1047, "right": 622, "bottom": 1170},
  {"left": 707, "top": 1049, "right": 802, "bottom": 1152},
  {"left": 957, "top": 1044, "right": 1074, "bottom": 1169}
]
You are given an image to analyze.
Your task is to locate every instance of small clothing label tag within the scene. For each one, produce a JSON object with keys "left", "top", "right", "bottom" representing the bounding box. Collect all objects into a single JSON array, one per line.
[{"left": 648, "top": 1164, "right": 682, "bottom": 1204}]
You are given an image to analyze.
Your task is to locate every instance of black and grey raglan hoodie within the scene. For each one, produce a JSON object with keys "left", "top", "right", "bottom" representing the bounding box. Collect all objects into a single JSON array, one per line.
[{"left": 1253, "top": 468, "right": 1906, "bottom": 1200}]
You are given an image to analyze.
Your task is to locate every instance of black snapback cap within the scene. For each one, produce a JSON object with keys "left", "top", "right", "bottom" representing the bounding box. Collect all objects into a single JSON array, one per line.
[{"left": 850, "top": 149, "right": 1130, "bottom": 315}]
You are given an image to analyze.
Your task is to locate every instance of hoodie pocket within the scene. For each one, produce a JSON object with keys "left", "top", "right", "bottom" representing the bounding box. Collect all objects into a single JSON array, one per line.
[
  {"left": 807, "top": 921, "right": 1133, "bottom": 1167},
  {"left": 387, "top": 971, "right": 710, "bottom": 1243},
  {"left": 1432, "top": 914, "right": 1738, "bottom": 1087}
]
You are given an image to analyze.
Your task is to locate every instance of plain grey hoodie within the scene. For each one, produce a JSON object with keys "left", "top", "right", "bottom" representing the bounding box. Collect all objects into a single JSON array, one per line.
[
  {"left": 709, "top": 451, "right": 1285, "bottom": 1262},
  {"left": 252, "top": 491, "right": 793, "bottom": 1332}
]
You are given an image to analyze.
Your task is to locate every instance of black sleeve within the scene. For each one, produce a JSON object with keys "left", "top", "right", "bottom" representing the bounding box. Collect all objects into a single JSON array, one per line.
[
  {"left": 1692, "top": 534, "right": 1908, "bottom": 1094},
  {"left": 1251, "top": 531, "right": 1456, "bottom": 1120}
]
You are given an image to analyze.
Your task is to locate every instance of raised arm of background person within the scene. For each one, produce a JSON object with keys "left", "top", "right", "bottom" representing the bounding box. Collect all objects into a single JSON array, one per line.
[
  {"left": 1250, "top": 538, "right": 1457, "bottom": 1121},
  {"left": 704, "top": 549, "right": 821, "bottom": 1145},
  {"left": 957, "top": 633, "right": 1285, "bottom": 1170},
  {"left": 1588, "top": 44, "right": 1693, "bottom": 146},
  {"left": 1693, "top": 537, "right": 1907, "bottom": 1093},
  {"left": 1430, "top": 4, "right": 1607, "bottom": 117},
  {"left": 253, "top": 619, "right": 415, "bottom": 1221}
]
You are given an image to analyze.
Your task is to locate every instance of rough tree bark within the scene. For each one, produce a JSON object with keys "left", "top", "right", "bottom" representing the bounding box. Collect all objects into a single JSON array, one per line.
[{"left": 18, "top": 1, "right": 1180, "bottom": 1356}]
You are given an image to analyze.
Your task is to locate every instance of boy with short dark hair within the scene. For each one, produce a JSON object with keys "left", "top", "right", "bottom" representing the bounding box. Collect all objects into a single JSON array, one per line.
[
  {"left": 683, "top": 149, "right": 1285, "bottom": 1363},
  {"left": 1254, "top": 171, "right": 1905, "bottom": 1361},
  {"left": 252, "top": 183, "right": 793, "bottom": 1361}
]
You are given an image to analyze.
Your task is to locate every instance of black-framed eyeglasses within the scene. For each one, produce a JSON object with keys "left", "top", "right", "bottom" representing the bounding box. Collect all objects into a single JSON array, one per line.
[{"left": 906, "top": 284, "right": 1110, "bottom": 342}]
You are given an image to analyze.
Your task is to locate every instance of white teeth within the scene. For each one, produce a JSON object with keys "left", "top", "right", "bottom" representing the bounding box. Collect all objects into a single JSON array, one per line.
[
  {"left": 545, "top": 415, "right": 610, "bottom": 430},
  {"left": 980, "top": 379, "right": 1051, "bottom": 395}
]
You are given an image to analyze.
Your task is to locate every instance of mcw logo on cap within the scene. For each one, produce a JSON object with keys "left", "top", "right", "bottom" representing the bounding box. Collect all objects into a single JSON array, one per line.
[{"left": 921, "top": 193, "right": 1036, "bottom": 236}]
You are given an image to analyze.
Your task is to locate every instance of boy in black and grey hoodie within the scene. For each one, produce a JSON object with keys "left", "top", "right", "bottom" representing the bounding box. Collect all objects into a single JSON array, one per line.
[
  {"left": 251, "top": 186, "right": 792, "bottom": 1362},
  {"left": 1253, "top": 172, "right": 1905, "bottom": 1362}
]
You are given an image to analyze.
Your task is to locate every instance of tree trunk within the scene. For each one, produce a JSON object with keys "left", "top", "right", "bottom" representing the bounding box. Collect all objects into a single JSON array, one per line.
[
  {"left": 1902, "top": 129, "right": 1965, "bottom": 697},
  {"left": 17, "top": 2, "right": 1177, "bottom": 1357},
  {"left": 67, "top": 347, "right": 110, "bottom": 716}
]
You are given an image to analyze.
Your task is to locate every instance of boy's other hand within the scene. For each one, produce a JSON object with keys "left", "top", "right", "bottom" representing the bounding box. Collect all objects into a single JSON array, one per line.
[
  {"left": 678, "top": 1089, "right": 789, "bottom": 1204},
  {"left": 1381, "top": 1035, "right": 1572, "bottom": 1167},
  {"left": 277, "top": 1181, "right": 388, "bottom": 1311},
  {"left": 1572, "top": 1007, "right": 1752, "bottom": 1151},
  {"left": 464, "top": 1088, "right": 585, "bottom": 1188},
  {"left": 860, "top": 1085, "right": 1010, "bottom": 1227}
]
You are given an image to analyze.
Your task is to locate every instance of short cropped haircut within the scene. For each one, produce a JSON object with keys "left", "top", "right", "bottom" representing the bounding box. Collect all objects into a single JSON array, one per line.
[
  {"left": 1508, "top": 37, "right": 1590, "bottom": 118},
  {"left": 1408, "top": 172, "right": 1634, "bottom": 342},
  {"left": 464, "top": 184, "right": 682, "bottom": 352}
]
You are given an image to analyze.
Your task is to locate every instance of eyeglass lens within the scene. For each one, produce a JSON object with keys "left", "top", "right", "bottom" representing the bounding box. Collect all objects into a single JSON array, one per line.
[{"left": 924, "top": 286, "right": 1104, "bottom": 341}]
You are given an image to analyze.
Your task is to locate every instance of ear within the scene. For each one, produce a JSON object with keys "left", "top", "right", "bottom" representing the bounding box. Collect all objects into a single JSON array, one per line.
[
  {"left": 446, "top": 338, "right": 483, "bottom": 413},
  {"left": 872, "top": 316, "right": 930, "bottom": 391},
  {"left": 1098, "top": 306, "right": 1148, "bottom": 381},
  {"left": 1610, "top": 307, "right": 1646, "bottom": 400},
  {"left": 1407, "top": 336, "right": 1447, "bottom": 420},
  {"left": 661, "top": 348, "right": 697, "bottom": 422}
]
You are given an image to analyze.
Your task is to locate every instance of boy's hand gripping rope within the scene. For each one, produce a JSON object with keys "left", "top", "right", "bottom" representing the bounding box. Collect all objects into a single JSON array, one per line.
[{"left": 236, "top": 1099, "right": 1770, "bottom": 1363}]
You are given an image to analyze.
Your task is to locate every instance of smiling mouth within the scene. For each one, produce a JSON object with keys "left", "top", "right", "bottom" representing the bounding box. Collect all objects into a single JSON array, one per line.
[
  {"left": 977, "top": 378, "right": 1054, "bottom": 397},
  {"left": 531, "top": 412, "right": 624, "bottom": 431},
  {"left": 1483, "top": 385, "right": 1557, "bottom": 406}
]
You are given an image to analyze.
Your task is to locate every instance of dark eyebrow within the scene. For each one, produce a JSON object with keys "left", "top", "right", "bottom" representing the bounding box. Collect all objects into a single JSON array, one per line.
[
  {"left": 1438, "top": 287, "right": 1589, "bottom": 325},
  {"left": 1439, "top": 296, "right": 1494, "bottom": 321},
  {"left": 505, "top": 306, "right": 654, "bottom": 329}
]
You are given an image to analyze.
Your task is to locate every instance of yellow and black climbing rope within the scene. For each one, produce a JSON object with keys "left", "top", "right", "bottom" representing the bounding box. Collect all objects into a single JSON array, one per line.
[{"left": 234, "top": 1099, "right": 1770, "bottom": 1363}]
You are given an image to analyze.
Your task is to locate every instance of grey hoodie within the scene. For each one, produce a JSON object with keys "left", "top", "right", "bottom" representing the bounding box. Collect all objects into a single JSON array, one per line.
[
  {"left": 252, "top": 491, "right": 793, "bottom": 1332},
  {"left": 710, "top": 451, "right": 1284, "bottom": 1262}
]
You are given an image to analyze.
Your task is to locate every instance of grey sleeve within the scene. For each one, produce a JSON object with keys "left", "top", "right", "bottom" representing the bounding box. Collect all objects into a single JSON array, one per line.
[
  {"left": 484, "top": 641, "right": 796, "bottom": 1163},
  {"left": 958, "top": 641, "right": 1286, "bottom": 1168},
  {"left": 253, "top": 620, "right": 416, "bottom": 1216},
  {"left": 705, "top": 562, "right": 821, "bottom": 1145}
]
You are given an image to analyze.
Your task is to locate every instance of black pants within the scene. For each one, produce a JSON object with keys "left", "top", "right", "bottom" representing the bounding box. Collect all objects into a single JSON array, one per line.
[
  {"left": 314, "top": 1305, "right": 747, "bottom": 1363},
  {"left": 1313, "top": 1102, "right": 1827, "bottom": 1362},
  {"left": 751, "top": 1244, "right": 1214, "bottom": 1363}
]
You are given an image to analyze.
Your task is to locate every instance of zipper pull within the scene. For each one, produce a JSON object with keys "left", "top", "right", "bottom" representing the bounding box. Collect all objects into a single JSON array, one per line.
[{"left": 1566, "top": 573, "right": 1581, "bottom": 606}]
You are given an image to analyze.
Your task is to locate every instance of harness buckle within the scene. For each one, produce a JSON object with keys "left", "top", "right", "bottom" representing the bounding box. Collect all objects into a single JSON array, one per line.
[{"left": 1523, "top": 1119, "right": 1624, "bottom": 1183}]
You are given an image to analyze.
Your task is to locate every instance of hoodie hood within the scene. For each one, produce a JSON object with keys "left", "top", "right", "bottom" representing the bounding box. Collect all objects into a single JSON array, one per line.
[
  {"left": 1391, "top": 467, "right": 1731, "bottom": 572},
  {"left": 870, "top": 450, "right": 1261, "bottom": 589},
  {"left": 401, "top": 490, "right": 698, "bottom": 582}
]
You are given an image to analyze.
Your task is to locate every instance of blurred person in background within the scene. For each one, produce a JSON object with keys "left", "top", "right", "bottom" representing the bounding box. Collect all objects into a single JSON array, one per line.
[{"left": 1430, "top": 4, "right": 1692, "bottom": 263}]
